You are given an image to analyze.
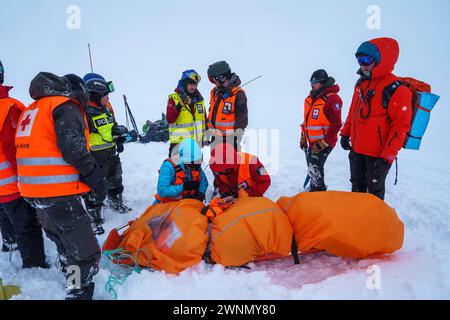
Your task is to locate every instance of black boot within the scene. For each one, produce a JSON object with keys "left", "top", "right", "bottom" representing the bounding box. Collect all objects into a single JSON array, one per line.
[
  {"left": 66, "top": 282, "right": 95, "bottom": 300},
  {"left": 2, "top": 239, "right": 17, "bottom": 252},
  {"left": 107, "top": 193, "right": 131, "bottom": 214},
  {"left": 86, "top": 205, "right": 105, "bottom": 236}
]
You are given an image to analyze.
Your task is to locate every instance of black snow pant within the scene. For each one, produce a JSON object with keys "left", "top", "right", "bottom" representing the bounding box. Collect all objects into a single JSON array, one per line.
[
  {"left": 0, "top": 197, "right": 46, "bottom": 268},
  {"left": 306, "top": 147, "right": 333, "bottom": 192},
  {"left": 87, "top": 149, "right": 124, "bottom": 207},
  {"left": 26, "top": 196, "right": 101, "bottom": 297},
  {"left": 0, "top": 205, "right": 15, "bottom": 245},
  {"left": 349, "top": 150, "right": 392, "bottom": 200}
]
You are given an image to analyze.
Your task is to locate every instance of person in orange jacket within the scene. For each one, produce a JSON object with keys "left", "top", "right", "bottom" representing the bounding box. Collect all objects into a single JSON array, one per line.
[
  {"left": 16, "top": 72, "right": 106, "bottom": 300},
  {"left": 0, "top": 60, "right": 47, "bottom": 268},
  {"left": 340, "top": 37, "right": 412, "bottom": 200},
  {"left": 300, "top": 69, "right": 343, "bottom": 191},
  {"left": 209, "top": 143, "right": 271, "bottom": 198}
]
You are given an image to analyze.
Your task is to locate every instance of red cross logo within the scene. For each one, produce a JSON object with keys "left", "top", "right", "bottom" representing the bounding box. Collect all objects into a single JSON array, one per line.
[{"left": 21, "top": 114, "right": 31, "bottom": 131}]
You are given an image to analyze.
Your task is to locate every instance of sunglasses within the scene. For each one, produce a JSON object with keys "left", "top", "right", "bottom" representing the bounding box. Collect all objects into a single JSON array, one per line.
[
  {"left": 213, "top": 74, "right": 228, "bottom": 83},
  {"left": 357, "top": 55, "right": 375, "bottom": 66}
]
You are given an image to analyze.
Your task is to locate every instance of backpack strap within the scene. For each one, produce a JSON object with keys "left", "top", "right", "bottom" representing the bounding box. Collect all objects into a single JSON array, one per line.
[{"left": 382, "top": 80, "right": 404, "bottom": 109}]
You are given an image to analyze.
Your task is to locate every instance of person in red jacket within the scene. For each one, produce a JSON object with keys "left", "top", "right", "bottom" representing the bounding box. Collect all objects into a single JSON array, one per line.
[
  {"left": 300, "top": 69, "right": 343, "bottom": 191},
  {"left": 209, "top": 143, "right": 271, "bottom": 198},
  {"left": 340, "top": 37, "right": 412, "bottom": 200}
]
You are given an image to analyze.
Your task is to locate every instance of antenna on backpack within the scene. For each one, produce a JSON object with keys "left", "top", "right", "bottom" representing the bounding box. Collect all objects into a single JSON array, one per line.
[
  {"left": 88, "top": 43, "right": 94, "bottom": 73},
  {"left": 241, "top": 75, "right": 262, "bottom": 88}
]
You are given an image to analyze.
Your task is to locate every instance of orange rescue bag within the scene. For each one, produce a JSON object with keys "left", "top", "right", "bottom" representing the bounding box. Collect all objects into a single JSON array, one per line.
[
  {"left": 277, "top": 191, "right": 404, "bottom": 259},
  {"left": 211, "top": 190, "right": 293, "bottom": 266},
  {"left": 117, "top": 199, "right": 208, "bottom": 274}
]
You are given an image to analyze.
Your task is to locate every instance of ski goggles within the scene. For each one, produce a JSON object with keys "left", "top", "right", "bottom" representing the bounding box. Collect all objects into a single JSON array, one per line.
[
  {"left": 212, "top": 74, "right": 228, "bottom": 83},
  {"left": 357, "top": 55, "right": 375, "bottom": 66},
  {"left": 310, "top": 78, "right": 326, "bottom": 85},
  {"left": 86, "top": 80, "right": 115, "bottom": 95}
]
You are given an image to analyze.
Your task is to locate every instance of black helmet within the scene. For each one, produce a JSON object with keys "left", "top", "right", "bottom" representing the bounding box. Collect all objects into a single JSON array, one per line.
[
  {"left": 0, "top": 60, "right": 4, "bottom": 85},
  {"left": 207, "top": 61, "right": 232, "bottom": 83},
  {"left": 29, "top": 72, "right": 71, "bottom": 100},
  {"left": 310, "top": 69, "right": 329, "bottom": 84}
]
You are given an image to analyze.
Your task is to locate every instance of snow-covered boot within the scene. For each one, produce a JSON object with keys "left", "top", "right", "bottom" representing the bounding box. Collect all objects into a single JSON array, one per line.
[
  {"left": 66, "top": 282, "right": 95, "bottom": 301},
  {"left": 1, "top": 239, "right": 17, "bottom": 253},
  {"left": 107, "top": 194, "right": 131, "bottom": 214},
  {"left": 86, "top": 205, "right": 105, "bottom": 235}
]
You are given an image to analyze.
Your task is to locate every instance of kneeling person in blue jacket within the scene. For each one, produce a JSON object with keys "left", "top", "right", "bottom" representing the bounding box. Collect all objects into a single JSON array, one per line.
[{"left": 154, "top": 139, "right": 208, "bottom": 204}]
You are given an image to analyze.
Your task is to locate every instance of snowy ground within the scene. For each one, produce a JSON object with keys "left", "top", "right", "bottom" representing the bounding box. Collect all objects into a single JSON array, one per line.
[{"left": 1, "top": 127, "right": 449, "bottom": 300}]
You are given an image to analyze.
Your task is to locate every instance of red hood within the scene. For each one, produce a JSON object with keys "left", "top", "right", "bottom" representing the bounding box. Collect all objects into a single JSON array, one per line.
[
  {"left": 319, "top": 84, "right": 340, "bottom": 97},
  {"left": 369, "top": 37, "right": 399, "bottom": 78},
  {"left": 0, "top": 85, "right": 13, "bottom": 99}
]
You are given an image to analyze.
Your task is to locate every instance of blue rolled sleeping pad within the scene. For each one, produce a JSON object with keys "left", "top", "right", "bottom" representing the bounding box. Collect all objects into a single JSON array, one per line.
[{"left": 404, "top": 92, "right": 440, "bottom": 150}]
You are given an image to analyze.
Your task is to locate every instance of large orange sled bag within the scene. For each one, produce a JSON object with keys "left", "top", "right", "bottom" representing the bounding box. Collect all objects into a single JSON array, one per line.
[
  {"left": 118, "top": 199, "right": 208, "bottom": 274},
  {"left": 277, "top": 191, "right": 404, "bottom": 259},
  {"left": 211, "top": 191, "right": 293, "bottom": 266}
]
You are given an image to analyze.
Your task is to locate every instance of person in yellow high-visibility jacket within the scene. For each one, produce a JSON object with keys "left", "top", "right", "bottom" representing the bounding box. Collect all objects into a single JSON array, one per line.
[{"left": 166, "top": 70, "right": 206, "bottom": 157}]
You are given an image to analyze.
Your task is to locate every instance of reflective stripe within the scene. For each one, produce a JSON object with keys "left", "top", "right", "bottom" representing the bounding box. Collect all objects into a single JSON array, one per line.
[
  {"left": 169, "top": 123, "right": 194, "bottom": 129},
  {"left": 215, "top": 121, "right": 236, "bottom": 128},
  {"left": 0, "top": 175, "right": 18, "bottom": 186},
  {"left": 19, "top": 174, "right": 80, "bottom": 185},
  {"left": 0, "top": 161, "right": 11, "bottom": 170},
  {"left": 17, "top": 157, "right": 69, "bottom": 166},
  {"left": 90, "top": 142, "right": 116, "bottom": 151},
  {"left": 170, "top": 130, "right": 195, "bottom": 137},
  {"left": 308, "top": 134, "right": 325, "bottom": 140},
  {"left": 306, "top": 126, "right": 330, "bottom": 131}
]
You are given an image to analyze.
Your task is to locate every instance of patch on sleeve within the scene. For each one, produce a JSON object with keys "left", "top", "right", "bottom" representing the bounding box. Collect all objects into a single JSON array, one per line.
[
  {"left": 334, "top": 103, "right": 342, "bottom": 111},
  {"left": 256, "top": 166, "right": 268, "bottom": 176}
]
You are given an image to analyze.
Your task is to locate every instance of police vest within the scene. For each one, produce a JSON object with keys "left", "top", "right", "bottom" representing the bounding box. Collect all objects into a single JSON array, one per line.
[
  {"left": 0, "top": 97, "right": 24, "bottom": 196},
  {"left": 86, "top": 101, "right": 116, "bottom": 152},
  {"left": 218, "top": 152, "right": 256, "bottom": 194},
  {"left": 208, "top": 87, "right": 243, "bottom": 136},
  {"left": 15, "top": 96, "right": 91, "bottom": 198},
  {"left": 168, "top": 93, "right": 206, "bottom": 144},
  {"left": 155, "top": 159, "right": 201, "bottom": 203},
  {"left": 303, "top": 95, "right": 332, "bottom": 144}
]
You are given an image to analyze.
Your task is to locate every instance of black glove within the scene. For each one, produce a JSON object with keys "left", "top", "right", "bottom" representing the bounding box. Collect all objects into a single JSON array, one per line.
[
  {"left": 193, "top": 192, "right": 206, "bottom": 202},
  {"left": 175, "top": 103, "right": 183, "bottom": 112},
  {"left": 116, "top": 143, "right": 124, "bottom": 154},
  {"left": 179, "top": 93, "right": 191, "bottom": 106},
  {"left": 92, "top": 177, "right": 107, "bottom": 203},
  {"left": 340, "top": 136, "right": 352, "bottom": 151},
  {"left": 184, "top": 181, "right": 200, "bottom": 191}
]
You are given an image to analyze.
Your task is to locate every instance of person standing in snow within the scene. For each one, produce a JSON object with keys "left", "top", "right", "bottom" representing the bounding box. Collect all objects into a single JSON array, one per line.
[
  {"left": 207, "top": 61, "right": 248, "bottom": 151},
  {"left": 0, "top": 60, "right": 48, "bottom": 268},
  {"left": 209, "top": 143, "right": 271, "bottom": 198},
  {"left": 166, "top": 70, "right": 206, "bottom": 157},
  {"left": 82, "top": 73, "right": 130, "bottom": 233},
  {"left": 340, "top": 37, "right": 412, "bottom": 200},
  {"left": 154, "top": 138, "right": 208, "bottom": 204},
  {"left": 16, "top": 72, "right": 105, "bottom": 300},
  {"left": 300, "top": 69, "right": 343, "bottom": 192}
]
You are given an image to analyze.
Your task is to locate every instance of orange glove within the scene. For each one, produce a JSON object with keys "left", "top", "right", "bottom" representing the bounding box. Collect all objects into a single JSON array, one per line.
[
  {"left": 311, "top": 139, "right": 329, "bottom": 154},
  {"left": 300, "top": 134, "right": 308, "bottom": 151}
]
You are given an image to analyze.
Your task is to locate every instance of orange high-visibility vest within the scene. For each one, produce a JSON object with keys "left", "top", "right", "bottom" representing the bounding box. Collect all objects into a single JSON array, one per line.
[
  {"left": 155, "top": 159, "right": 201, "bottom": 203},
  {"left": 303, "top": 95, "right": 332, "bottom": 144},
  {"left": 208, "top": 87, "right": 244, "bottom": 136},
  {"left": 15, "top": 96, "right": 91, "bottom": 198},
  {"left": 0, "top": 97, "right": 25, "bottom": 196},
  {"left": 218, "top": 152, "right": 256, "bottom": 193}
]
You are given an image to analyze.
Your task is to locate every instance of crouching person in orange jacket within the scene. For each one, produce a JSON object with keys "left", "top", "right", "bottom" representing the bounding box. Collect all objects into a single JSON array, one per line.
[{"left": 209, "top": 143, "right": 271, "bottom": 198}]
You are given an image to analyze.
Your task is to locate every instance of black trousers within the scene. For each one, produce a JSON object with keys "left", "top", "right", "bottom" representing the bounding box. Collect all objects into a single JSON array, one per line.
[
  {"left": 26, "top": 196, "right": 101, "bottom": 290},
  {"left": 90, "top": 150, "right": 124, "bottom": 204},
  {"left": 306, "top": 147, "right": 333, "bottom": 192},
  {"left": 0, "top": 197, "right": 46, "bottom": 268},
  {"left": 349, "top": 150, "right": 391, "bottom": 200},
  {"left": 0, "top": 204, "right": 15, "bottom": 245}
]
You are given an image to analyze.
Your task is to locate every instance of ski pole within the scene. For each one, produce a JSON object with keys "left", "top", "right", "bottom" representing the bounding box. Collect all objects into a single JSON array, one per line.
[
  {"left": 88, "top": 43, "right": 94, "bottom": 73},
  {"left": 241, "top": 75, "right": 262, "bottom": 88}
]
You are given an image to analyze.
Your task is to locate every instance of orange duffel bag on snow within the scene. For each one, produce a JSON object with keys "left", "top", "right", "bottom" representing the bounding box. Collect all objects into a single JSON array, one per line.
[
  {"left": 277, "top": 191, "right": 404, "bottom": 259},
  {"left": 112, "top": 199, "right": 209, "bottom": 274},
  {"left": 210, "top": 190, "right": 293, "bottom": 267}
]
